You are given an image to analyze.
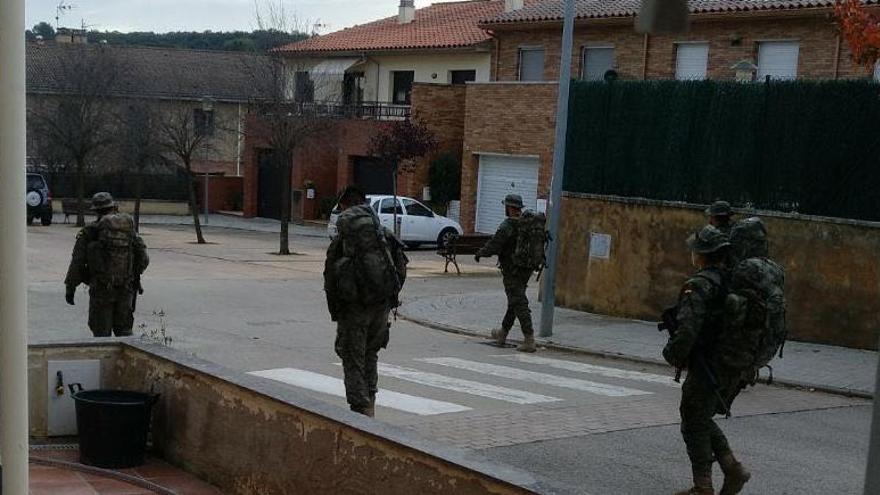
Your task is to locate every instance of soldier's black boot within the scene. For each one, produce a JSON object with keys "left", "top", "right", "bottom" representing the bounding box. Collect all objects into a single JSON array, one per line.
[
  {"left": 491, "top": 328, "right": 510, "bottom": 346},
  {"left": 718, "top": 453, "right": 750, "bottom": 495},
  {"left": 364, "top": 394, "right": 376, "bottom": 418},
  {"left": 517, "top": 334, "right": 537, "bottom": 353},
  {"left": 673, "top": 465, "right": 714, "bottom": 495}
]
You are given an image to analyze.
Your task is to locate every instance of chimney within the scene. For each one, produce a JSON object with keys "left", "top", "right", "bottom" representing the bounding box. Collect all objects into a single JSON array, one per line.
[
  {"left": 399, "top": 0, "right": 415, "bottom": 24},
  {"left": 504, "top": 0, "right": 524, "bottom": 12}
]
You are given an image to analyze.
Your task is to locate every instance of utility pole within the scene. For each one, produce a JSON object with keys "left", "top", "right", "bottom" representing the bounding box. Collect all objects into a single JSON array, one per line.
[
  {"left": 0, "top": 0, "right": 33, "bottom": 492},
  {"left": 538, "top": 0, "right": 576, "bottom": 338},
  {"left": 865, "top": 337, "right": 880, "bottom": 495}
]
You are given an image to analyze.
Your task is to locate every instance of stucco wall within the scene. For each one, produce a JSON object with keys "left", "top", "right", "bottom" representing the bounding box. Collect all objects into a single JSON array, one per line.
[
  {"left": 361, "top": 52, "right": 491, "bottom": 103},
  {"left": 556, "top": 193, "right": 880, "bottom": 350}
]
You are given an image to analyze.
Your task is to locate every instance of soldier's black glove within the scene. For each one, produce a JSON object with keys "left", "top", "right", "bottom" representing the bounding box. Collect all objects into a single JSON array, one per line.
[
  {"left": 65, "top": 286, "right": 76, "bottom": 306},
  {"left": 474, "top": 254, "right": 481, "bottom": 263}
]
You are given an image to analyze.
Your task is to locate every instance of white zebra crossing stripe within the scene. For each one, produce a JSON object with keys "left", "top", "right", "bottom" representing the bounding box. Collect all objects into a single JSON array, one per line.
[
  {"left": 495, "top": 354, "right": 680, "bottom": 387},
  {"left": 416, "top": 358, "right": 652, "bottom": 397},
  {"left": 374, "top": 363, "right": 563, "bottom": 405},
  {"left": 249, "top": 368, "right": 471, "bottom": 416}
]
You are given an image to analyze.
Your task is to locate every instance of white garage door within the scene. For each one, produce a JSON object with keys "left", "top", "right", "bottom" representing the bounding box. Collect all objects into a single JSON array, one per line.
[{"left": 476, "top": 154, "right": 539, "bottom": 234}]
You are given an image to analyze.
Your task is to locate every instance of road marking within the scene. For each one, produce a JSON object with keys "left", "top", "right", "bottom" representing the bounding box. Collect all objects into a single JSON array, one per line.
[
  {"left": 249, "top": 368, "right": 471, "bottom": 416},
  {"left": 374, "top": 363, "right": 562, "bottom": 405},
  {"left": 416, "top": 358, "right": 652, "bottom": 397},
  {"left": 495, "top": 354, "right": 680, "bottom": 387}
]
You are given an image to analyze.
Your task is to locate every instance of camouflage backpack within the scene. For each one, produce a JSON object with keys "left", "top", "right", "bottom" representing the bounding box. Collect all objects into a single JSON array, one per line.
[
  {"left": 334, "top": 205, "right": 408, "bottom": 307},
  {"left": 717, "top": 219, "right": 787, "bottom": 383},
  {"left": 513, "top": 210, "right": 548, "bottom": 272},
  {"left": 87, "top": 213, "right": 136, "bottom": 288}
]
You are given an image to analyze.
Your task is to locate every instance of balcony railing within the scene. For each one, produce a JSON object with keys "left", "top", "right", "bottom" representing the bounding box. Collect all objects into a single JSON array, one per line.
[{"left": 250, "top": 100, "right": 410, "bottom": 121}]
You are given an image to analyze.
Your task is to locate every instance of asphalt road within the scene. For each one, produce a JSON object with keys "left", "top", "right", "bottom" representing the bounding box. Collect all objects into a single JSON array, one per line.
[{"left": 27, "top": 222, "right": 872, "bottom": 494}]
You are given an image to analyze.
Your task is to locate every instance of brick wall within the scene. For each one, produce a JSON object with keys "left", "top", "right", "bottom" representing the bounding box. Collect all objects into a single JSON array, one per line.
[
  {"left": 460, "top": 82, "right": 558, "bottom": 232},
  {"left": 493, "top": 12, "right": 876, "bottom": 82},
  {"left": 195, "top": 176, "right": 243, "bottom": 212},
  {"left": 409, "top": 83, "right": 468, "bottom": 202}
]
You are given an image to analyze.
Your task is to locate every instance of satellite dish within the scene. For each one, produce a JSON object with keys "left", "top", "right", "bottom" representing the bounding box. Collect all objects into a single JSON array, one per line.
[{"left": 603, "top": 69, "right": 619, "bottom": 83}]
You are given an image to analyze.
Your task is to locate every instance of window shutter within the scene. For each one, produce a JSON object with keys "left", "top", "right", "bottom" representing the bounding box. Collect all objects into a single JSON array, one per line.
[
  {"left": 757, "top": 41, "right": 799, "bottom": 81},
  {"left": 675, "top": 43, "right": 709, "bottom": 80},
  {"left": 519, "top": 49, "right": 545, "bottom": 81},
  {"left": 583, "top": 47, "right": 615, "bottom": 81}
]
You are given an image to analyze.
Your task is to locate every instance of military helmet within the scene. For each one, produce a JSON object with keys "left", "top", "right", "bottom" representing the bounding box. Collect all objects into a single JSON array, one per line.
[
  {"left": 503, "top": 194, "right": 524, "bottom": 209},
  {"left": 705, "top": 200, "right": 733, "bottom": 217},
  {"left": 90, "top": 192, "right": 117, "bottom": 211},
  {"left": 688, "top": 225, "right": 731, "bottom": 254}
]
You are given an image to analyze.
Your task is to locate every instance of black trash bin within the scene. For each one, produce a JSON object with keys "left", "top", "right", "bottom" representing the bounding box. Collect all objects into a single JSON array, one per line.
[{"left": 69, "top": 383, "right": 159, "bottom": 469}]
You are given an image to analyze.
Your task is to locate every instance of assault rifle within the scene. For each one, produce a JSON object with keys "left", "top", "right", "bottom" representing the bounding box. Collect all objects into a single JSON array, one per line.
[
  {"left": 658, "top": 305, "right": 731, "bottom": 417},
  {"left": 132, "top": 275, "right": 144, "bottom": 313}
]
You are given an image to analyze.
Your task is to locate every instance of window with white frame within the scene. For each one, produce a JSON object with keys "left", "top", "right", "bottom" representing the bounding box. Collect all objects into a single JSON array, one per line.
[
  {"left": 582, "top": 46, "right": 615, "bottom": 81},
  {"left": 518, "top": 47, "right": 545, "bottom": 81},
  {"left": 675, "top": 43, "right": 709, "bottom": 80},
  {"left": 756, "top": 41, "right": 800, "bottom": 81}
]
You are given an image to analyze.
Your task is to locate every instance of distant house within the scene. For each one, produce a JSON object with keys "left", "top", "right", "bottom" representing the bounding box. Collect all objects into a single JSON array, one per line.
[
  {"left": 26, "top": 39, "right": 269, "bottom": 177},
  {"left": 453, "top": 0, "right": 880, "bottom": 234},
  {"left": 242, "top": 0, "right": 529, "bottom": 221}
]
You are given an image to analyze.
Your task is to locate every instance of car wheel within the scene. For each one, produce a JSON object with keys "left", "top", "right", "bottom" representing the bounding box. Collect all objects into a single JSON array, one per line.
[
  {"left": 437, "top": 228, "right": 458, "bottom": 249},
  {"left": 41, "top": 212, "right": 53, "bottom": 226}
]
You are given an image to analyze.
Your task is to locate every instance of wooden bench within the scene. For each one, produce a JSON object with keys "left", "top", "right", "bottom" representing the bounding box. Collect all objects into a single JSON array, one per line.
[
  {"left": 61, "top": 199, "right": 79, "bottom": 224},
  {"left": 437, "top": 233, "right": 492, "bottom": 275}
]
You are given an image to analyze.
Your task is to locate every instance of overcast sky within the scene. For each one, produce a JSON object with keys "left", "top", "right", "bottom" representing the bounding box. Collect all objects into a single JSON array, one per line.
[{"left": 27, "top": 0, "right": 434, "bottom": 33}]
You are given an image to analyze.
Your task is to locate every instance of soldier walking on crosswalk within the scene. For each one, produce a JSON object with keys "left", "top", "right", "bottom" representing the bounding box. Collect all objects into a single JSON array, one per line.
[
  {"left": 64, "top": 192, "right": 149, "bottom": 337},
  {"left": 475, "top": 194, "right": 547, "bottom": 353},
  {"left": 324, "top": 186, "right": 409, "bottom": 417}
]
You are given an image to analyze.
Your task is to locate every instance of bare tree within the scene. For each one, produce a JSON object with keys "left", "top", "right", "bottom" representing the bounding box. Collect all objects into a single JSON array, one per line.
[
  {"left": 28, "top": 44, "right": 122, "bottom": 226},
  {"left": 368, "top": 120, "right": 438, "bottom": 236},
  {"left": 245, "top": 0, "right": 333, "bottom": 255},
  {"left": 158, "top": 106, "right": 211, "bottom": 244},
  {"left": 118, "top": 102, "right": 163, "bottom": 231}
]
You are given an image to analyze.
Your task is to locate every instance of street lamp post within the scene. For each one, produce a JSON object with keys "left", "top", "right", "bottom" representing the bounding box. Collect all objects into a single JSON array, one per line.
[
  {"left": 0, "top": 0, "right": 33, "bottom": 492},
  {"left": 538, "top": 0, "right": 576, "bottom": 338}
]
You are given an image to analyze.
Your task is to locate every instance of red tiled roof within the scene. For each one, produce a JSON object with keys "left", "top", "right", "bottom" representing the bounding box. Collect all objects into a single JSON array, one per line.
[
  {"left": 483, "top": 0, "right": 880, "bottom": 25},
  {"left": 278, "top": 0, "right": 535, "bottom": 53}
]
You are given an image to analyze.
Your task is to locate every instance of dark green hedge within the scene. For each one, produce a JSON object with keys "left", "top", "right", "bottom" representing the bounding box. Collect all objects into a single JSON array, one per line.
[{"left": 564, "top": 80, "right": 880, "bottom": 221}]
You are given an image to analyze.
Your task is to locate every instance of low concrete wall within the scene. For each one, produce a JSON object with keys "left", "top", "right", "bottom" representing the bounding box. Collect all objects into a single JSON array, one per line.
[
  {"left": 556, "top": 193, "right": 880, "bottom": 350},
  {"left": 29, "top": 341, "right": 545, "bottom": 494},
  {"left": 58, "top": 198, "right": 190, "bottom": 216}
]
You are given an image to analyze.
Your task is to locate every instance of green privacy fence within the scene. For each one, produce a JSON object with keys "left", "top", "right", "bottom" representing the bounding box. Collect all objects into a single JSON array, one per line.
[{"left": 563, "top": 80, "right": 880, "bottom": 222}]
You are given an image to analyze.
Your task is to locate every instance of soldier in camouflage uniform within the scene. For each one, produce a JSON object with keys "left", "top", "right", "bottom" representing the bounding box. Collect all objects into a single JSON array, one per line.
[
  {"left": 475, "top": 194, "right": 536, "bottom": 353},
  {"left": 324, "top": 186, "right": 407, "bottom": 417},
  {"left": 705, "top": 200, "right": 736, "bottom": 235},
  {"left": 663, "top": 225, "right": 751, "bottom": 495},
  {"left": 65, "top": 193, "right": 149, "bottom": 337}
]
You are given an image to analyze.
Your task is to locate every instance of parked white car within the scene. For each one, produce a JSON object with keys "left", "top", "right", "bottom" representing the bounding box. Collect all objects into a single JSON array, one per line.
[{"left": 328, "top": 195, "right": 463, "bottom": 248}]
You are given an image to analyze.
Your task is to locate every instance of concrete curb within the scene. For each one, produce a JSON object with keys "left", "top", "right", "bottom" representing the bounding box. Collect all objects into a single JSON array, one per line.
[{"left": 399, "top": 312, "right": 875, "bottom": 400}]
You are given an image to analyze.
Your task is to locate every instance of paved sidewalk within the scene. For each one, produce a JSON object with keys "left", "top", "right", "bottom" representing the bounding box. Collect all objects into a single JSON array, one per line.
[
  {"left": 400, "top": 289, "right": 878, "bottom": 398},
  {"left": 53, "top": 213, "right": 328, "bottom": 237}
]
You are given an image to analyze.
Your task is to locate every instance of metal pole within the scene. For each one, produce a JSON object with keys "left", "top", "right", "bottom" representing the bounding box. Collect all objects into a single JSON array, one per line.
[
  {"left": 0, "top": 0, "right": 33, "bottom": 491},
  {"left": 539, "top": 0, "right": 576, "bottom": 338},
  {"left": 203, "top": 170, "right": 209, "bottom": 225},
  {"left": 864, "top": 335, "right": 880, "bottom": 494}
]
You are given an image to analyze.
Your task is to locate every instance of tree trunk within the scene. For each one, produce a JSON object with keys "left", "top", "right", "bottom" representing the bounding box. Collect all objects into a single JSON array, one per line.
[
  {"left": 133, "top": 169, "right": 143, "bottom": 232},
  {"left": 185, "top": 166, "right": 206, "bottom": 244},
  {"left": 75, "top": 158, "right": 86, "bottom": 227},
  {"left": 278, "top": 157, "right": 292, "bottom": 255}
]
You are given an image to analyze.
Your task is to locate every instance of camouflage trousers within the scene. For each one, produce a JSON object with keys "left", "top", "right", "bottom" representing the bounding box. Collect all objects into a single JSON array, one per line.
[
  {"left": 501, "top": 267, "right": 535, "bottom": 337},
  {"left": 680, "top": 360, "right": 744, "bottom": 471},
  {"left": 335, "top": 305, "right": 391, "bottom": 409},
  {"left": 88, "top": 286, "right": 135, "bottom": 338}
]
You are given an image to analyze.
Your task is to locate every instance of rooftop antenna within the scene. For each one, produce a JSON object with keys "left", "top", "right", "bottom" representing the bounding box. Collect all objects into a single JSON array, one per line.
[
  {"left": 312, "top": 21, "right": 328, "bottom": 36},
  {"left": 55, "top": 1, "right": 76, "bottom": 29}
]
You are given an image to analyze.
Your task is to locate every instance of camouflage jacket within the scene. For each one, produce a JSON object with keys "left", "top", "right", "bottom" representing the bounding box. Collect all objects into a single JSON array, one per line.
[
  {"left": 64, "top": 217, "right": 149, "bottom": 290},
  {"left": 477, "top": 217, "right": 519, "bottom": 271},
  {"left": 662, "top": 266, "right": 726, "bottom": 369}
]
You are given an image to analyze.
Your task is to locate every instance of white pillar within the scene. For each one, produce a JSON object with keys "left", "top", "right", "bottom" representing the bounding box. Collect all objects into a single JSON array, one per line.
[{"left": 0, "top": 0, "right": 32, "bottom": 492}]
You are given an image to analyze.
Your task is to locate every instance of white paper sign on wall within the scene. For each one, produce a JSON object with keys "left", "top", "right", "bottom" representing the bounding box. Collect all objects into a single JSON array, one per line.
[{"left": 589, "top": 233, "right": 612, "bottom": 260}]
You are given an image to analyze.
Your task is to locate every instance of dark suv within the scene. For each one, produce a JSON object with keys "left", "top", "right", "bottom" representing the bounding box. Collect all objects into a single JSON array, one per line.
[{"left": 26, "top": 172, "right": 53, "bottom": 226}]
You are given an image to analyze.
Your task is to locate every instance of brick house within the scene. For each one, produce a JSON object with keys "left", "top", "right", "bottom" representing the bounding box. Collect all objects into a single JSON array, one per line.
[
  {"left": 457, "top": 0, "right": 880, "bottom": 233},
  {"left": 242, "top": 0, "right": 529, "bottom": 220},
  {"left": 27, "top": 40, "right": 267, "bottom": 177}
]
